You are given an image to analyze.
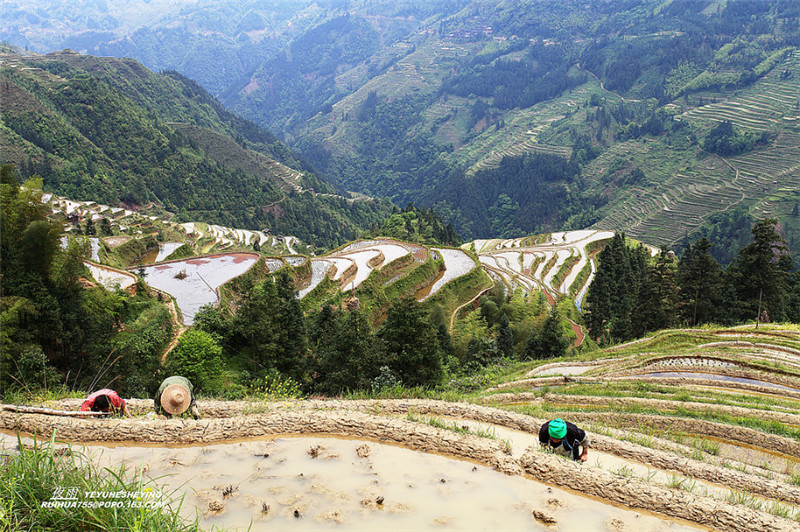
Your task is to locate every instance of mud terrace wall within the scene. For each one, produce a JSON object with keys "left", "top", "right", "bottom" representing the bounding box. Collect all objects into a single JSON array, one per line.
[
  {"left": 492, "top": 373, "right": 800, "bottom": 400},
  {"left": 486, "top": 391, "right": 800, "bottom": 426},
  {"left": 3, "top": 398, "right": 798, "bottom": 532}
]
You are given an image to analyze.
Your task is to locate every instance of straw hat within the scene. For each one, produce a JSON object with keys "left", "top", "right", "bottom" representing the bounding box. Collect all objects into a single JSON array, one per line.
[{"left": 161, "top": 384, "right": 191, "bottom": 415}]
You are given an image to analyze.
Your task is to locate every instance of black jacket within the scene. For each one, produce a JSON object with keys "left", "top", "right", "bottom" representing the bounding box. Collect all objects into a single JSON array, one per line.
[{"left": 539, "top": 420, "right": 589, "bottom": 461}]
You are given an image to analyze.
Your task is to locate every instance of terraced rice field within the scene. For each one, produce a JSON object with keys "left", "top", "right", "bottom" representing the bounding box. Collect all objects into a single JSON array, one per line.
[
  {"left": 298, "top": 240, "right": 417, "bottom": 298},
  {"left": 84, "top": 262, "right": 136, "bottom": 291},
  {"left": 298, "top": 259, "right": 333, "bottom": 298},
  {"left": 468, "top": 230, "right": 615, "bottom": 304},
  {"left": 458, "top": 92, "right": 579, "bottom": 176},
  {"left": 418, "top": 248, "right": 477, "bottom": 302},
  {"left": 681, "top": 50, "right": 800, "bottom": 131},
  {"left": 7, "top": 326, "right": 800, "bottom": 531},
  {"left": 595, "top": 51, "right": 800, "bottom": 246},
  {"left": 136, "top": 253, "right": 260, "bottom": 325},
  {"left": 44, "top": 193, "right": 297, "bottom": 258}
]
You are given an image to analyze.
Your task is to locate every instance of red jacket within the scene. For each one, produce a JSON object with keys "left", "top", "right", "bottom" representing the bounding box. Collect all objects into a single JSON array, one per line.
[{"left": 80, "top": 389, "right": 125, "bottom": 411}]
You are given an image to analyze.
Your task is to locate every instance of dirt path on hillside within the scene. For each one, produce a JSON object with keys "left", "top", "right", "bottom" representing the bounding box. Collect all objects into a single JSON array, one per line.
[
  {"left": 2, "top": 398, "right": 798, "bottom": 531},
  {"left": 157, "top": 291, "right": 186, "bottom": 363}
]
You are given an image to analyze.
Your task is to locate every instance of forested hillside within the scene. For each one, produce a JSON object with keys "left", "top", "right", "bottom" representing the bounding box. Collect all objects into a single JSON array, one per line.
[
  {"left": 4, "top": 1, "right": 800, "bottom": 254},
  {"left": 0, "top": 49, "right": 391, "bottom": 248}
]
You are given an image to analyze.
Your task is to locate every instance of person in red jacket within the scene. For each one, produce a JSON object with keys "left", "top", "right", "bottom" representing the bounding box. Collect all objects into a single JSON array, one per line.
[{"left": 80, "top": 389, "right": 132, "bottom": 417}]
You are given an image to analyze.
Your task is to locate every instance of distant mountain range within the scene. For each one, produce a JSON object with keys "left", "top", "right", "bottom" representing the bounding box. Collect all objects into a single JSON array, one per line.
[{"left": 3, "top": 0, "right": 800, "bottom": 257}]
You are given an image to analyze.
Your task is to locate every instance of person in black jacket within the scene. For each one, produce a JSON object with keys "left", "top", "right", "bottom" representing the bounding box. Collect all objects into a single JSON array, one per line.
[{"left": 539, "top": 418, "right": 590, "bottom": 462}]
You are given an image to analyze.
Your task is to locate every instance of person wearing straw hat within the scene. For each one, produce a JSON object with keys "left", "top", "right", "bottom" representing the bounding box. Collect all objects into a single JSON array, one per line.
[
  {"left": 538, "top": 418, "right": 590, "bottom": 462},
  {"left": 153, "top": 376, "right": 201, "bottom": 419},
  {"left": 81, "top": 388, "right": 132, "bottom": 417}
]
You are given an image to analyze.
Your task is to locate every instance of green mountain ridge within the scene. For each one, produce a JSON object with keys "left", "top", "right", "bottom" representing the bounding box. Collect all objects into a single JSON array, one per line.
[
  {"left": 0, "top": 49, "right": 391, "bottom": 248},
  {"left": 3, "top": 1, "right": 800, "bottom": 256}
]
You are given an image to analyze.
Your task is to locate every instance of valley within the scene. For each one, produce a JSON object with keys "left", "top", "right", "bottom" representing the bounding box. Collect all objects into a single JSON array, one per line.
[{"left": 3, "top": 2, "right": 800, "bottom": 531}]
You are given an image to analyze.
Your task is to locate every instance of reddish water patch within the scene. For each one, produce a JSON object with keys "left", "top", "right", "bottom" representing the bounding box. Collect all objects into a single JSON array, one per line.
[
  {"left": 232, "top": 254, "right": 256, "bottom": 264},
  {"left": 570, "top": 321, "right": 585, "bottom": 347},
  {"left": 187, "top": 259, "right": 212, "bottom": 265}
]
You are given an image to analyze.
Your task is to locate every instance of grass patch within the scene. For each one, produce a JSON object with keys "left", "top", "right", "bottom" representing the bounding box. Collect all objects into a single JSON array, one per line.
[
  {"left": 1, "top": 387, "right": 84, "bottom": 405},
  {"left": 0, "top": 433, "right": 200, "bottom": 532},
  {"left": 725, "top": 489, "right": 764, "bottom": 511},
  {"left": 666, "top": 474, "right": 696, "bottom": 492},
  {"left": 551, "top": 253, "right": 580, "bottom": 291},
  {"left": 405, "top": 412, "right": 499, "bottom": 440}
]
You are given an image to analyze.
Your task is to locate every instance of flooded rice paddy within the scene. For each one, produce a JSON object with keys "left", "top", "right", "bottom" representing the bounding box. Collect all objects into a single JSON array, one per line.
[
  {"left": 1, "top": 432, "right": 702, "bottom": 532},
  {"left": 138, "top": 253, "right": 259, "bottom": 324},
  {"left": 418, "top": 248, "right": 476, "bottom": 302},
  {"left": 138, "top": 242, "right": 185, "bottom": 264},
  {"left": 298, "top": 260, "right": 331, "bottom": 298},
  {"left": 85, "top": 263, "right": 136, "bottom": 291},
  {"left": 702, "top": 435, "right": 800, "bottom": 475},
  {"left": 529, "top": 365, "right": 596, "bottom": 377},
  {"left": 339, "top": 249, "right": 381, "bottom": 291},
  {"left": 639, "top": 372, "right": 800, "bottom": 393}
]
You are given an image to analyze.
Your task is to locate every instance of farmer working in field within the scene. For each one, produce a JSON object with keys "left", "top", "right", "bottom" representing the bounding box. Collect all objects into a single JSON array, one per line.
[
  {"left": 153, "top": 375, "right": 201, "bottom": 419},
  {"left": 539, "top": 418, "right": 590, "bottom": 462},
  {"left": 81, "top": 389, "right": 132, "bottom": 417}
]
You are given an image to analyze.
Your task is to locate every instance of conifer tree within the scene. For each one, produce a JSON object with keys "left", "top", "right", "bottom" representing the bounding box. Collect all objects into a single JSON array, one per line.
[
  {"left": 677, "top": 238, "right": 723, "bottom": 325},
  {"left": 728, "top": 219, "right": 792, "bottom": 324},
  {"left": 378, "top": 297, "right": 443, "bottom": 387},
  {"left": 633, "top": 247, "right": 679, "bottom": 336},
  {"left": 313, "top": 308, "right": 384, "bottom": 394},
  {"left": 497, "top": 313, "right": 514, "bottom": 357},
  {"left": 524, "top": 306, "right": 569, "bottom": 360}
]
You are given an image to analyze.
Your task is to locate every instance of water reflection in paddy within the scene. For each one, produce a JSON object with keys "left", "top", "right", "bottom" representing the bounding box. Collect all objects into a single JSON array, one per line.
[
  {"left": 639, "top": 372, "right": 800, "bottom": 392},
  {"left": 138, "top": 242, "right": 185, "bottom": 264},
  {"left": 138, "top": 253, "right": 258, "bottom": 324},
  {"left": 79, "top": 436, "right": 700, "bottom": 532}
]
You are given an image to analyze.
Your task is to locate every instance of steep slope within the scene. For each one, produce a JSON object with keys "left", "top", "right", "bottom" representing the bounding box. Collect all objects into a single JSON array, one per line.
[
  {"left": 0, "top": 49, "right": 391, "bottom": 247},
  {"left": 4, "top": 1, "right": 800, "bottom": 254}
]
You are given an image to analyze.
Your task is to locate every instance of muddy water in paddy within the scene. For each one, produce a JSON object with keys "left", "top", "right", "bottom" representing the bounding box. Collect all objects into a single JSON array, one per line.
[
  {"left": 434, "top": 417, "right": 732, "bottom": 498},
  {"left": 701, "top": 435, "right": 800, "bottom": 475},
  {"left": 2, "top": 433, "right": 701, "bottom": 532},
  {"left": 639, "top": 372, "right": 800, "bottom": 392},
  {"left": 138, "top": 242, "right": 185, "bottom": 264}
]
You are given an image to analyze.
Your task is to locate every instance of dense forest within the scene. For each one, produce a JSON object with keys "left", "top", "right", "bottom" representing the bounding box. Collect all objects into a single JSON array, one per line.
[
  {"left": 4, "top": 1, "right": 800, "bottom": 254},
  {"left": 0, "top": 50, "right": 391, "bottom": 248},
  {"left": 586, "top": 222, "right": 800, "bottom": 344}
]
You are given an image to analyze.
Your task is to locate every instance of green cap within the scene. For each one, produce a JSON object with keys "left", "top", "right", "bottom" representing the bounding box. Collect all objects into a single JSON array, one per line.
[{"left": 548, "top": 418, "right": 567, "bottom": 439}]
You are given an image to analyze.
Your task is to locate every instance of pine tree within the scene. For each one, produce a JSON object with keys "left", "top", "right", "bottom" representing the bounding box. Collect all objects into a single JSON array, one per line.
[
  {"left": 378, "top": 297, "right": 443, "bottom": 387},
  {"left": 313, "top": 309, "right": 384, "bottom": 394},
  {"left": 677, "top": 238, "right": 723, "bottom": 325},
  {"left": 729, "top": 219, "right": 792, "bottom": 324},
  {"left": 524, "top": 307, "right": 569, "bottom": 360},
  {"left": 633, "top": 247, "right": 679, "bottom": 336},
  {"left": 497, "top": 313, "right": 514, "bottom": 357}
]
